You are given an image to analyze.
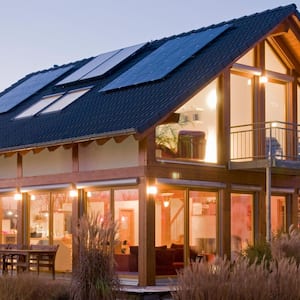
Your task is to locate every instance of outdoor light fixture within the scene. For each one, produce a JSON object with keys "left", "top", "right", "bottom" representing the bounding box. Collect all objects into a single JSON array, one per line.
[
  {"left": 69, "top": 189, "right": 78, "bottom": 198},
  {"left": 14, "top": 191, "right": 22, "bottom": 201},
  {"left": 147, "top": 185, "right": 158, "bottom": 195},
  {"left": 259, "top": 76, "right": 268, "bottom": 83}
]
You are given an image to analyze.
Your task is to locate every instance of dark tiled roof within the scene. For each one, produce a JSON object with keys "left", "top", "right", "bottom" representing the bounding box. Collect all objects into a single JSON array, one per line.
[{"left": 0, "top": 4, "right": 298, "bottom": 151}]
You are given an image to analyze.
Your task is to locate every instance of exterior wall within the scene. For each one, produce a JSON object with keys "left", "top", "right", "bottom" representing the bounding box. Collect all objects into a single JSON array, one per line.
[
  {"left": 79, "top": 136, "right": 139, "bottom": 171},
  {"left": 23, "top": 148, "right": 72, "bottom": 176},
  {"left": 0, "top": 155, "right": 16, "bottom": 179}
]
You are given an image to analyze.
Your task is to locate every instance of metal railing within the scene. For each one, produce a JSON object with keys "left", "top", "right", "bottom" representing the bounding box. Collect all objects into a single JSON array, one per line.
[{"left": 230, "top": 121, "right": 299, "bottom": 162}]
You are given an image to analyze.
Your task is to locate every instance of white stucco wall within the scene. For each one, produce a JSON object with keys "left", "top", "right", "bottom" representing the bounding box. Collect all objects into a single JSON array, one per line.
[
  {"left": 23, "top": 147, "right": 72, "bottom": 176},
  {"left": 79, "top": 136, "right": 139, "bottom": 171},
  {"left": 0, "top": 155, "right": 16, "bottom": 179}
]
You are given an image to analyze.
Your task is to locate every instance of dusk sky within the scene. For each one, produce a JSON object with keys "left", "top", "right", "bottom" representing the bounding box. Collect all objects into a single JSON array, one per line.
[{"left": 0, "top": 0, "right": 299, "bottom": 92}]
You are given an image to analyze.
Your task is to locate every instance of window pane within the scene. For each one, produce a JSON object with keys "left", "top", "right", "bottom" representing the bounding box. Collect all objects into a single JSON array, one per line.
[
  {"left": 190, "top": 190, "right": 217, "bottom": 261},
  {"left": 114, "top": 189, "right": 138, "bottom": 251},
  {"left": 0, "top": 196, "right": 18, "bottom": 244},
  {"left": 30, "top": 193, "right": 50, "bottom": 244},
  {"left": 271, "top": 196, "right": 286, "bottom": 235},
  {"left": 231, "top": 193, "right": 253, "bottom": 258},
  {"left": 86, "top": 190, "right": 110, "bottom": 216}
]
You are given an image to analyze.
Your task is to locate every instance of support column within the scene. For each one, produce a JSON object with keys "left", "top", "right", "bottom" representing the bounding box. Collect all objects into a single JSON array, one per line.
[{"left": 138, "top": 177, "right": 155, "bottom": 286}]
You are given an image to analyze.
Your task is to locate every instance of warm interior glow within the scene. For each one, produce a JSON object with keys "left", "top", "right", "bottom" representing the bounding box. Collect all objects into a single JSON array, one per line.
[{"left": 30, "top": 195, "right": 36, "bottom": 201}]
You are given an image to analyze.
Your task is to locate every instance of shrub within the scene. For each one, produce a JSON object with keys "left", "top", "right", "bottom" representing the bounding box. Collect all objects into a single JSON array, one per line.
[
  {"left": 70, "top": 213, "right": 122, "bottom": 300},
  {"left": 242, "top": 240, "right": 272, "bottom": 266}
]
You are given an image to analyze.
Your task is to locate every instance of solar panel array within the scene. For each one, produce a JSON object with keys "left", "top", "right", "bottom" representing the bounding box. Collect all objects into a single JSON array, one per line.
[
  {"left": 100, "top": 24, "right": 231, "bottom": 92},
  {"left": 0, "top": 65, "right": 73, "bottom": 113},
  {"left": 57, "top": 42, "right": 146, "bottom": 85}
]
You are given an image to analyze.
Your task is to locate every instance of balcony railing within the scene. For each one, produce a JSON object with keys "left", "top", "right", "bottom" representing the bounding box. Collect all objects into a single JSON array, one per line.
[{"left": 230, "top": 121, "right": 299, "bottom": 162}]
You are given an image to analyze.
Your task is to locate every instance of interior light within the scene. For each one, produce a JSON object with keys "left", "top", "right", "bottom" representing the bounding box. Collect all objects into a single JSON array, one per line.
[
  {"left": 6, "top": 210, "right": 13, "bottom": 216},
  {"left": 30, "top": 195, "right": 36, "bottom": 201},
  {"left": 247, "top": 79, "right": 252, "bottom": 86},
  {"left": 87, "top": 191, "right": 92, "bottom": 198},
  {"left": 147, "top": 186, "right": 158, "bottom": 195}
]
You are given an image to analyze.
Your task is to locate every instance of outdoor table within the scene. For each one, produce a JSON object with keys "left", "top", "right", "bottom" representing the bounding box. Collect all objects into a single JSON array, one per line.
[{"left": 0, "top": 248, "right": 57, "bottom": 278}]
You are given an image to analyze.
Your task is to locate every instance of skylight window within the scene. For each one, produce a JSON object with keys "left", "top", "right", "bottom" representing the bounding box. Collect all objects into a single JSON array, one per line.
[
  {"left": 41, "top": 87, "right": 91, "bottom": 114},
  {"left": 15, "top": 93, "right": 63, "bottom": 119}
]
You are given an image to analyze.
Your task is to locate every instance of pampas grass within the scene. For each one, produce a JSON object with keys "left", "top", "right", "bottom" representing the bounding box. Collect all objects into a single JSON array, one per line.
[
  {"left": 172, "top": 227, "right": 300, "bottom": 300},
  {"left": 0, "top": 273, "right": 69, "bottom": 300},
  {"left": 70, "top": 213, "right": 122, "bottom": 300}
]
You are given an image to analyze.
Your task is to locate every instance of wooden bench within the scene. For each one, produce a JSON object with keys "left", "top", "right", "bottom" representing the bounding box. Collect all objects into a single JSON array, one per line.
[{"left": 29, "top": 244, "right": 59, "bottom": 279}]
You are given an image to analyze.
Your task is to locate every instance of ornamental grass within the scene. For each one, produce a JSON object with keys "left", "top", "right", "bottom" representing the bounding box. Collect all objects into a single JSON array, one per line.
[
  {"left": 172, "top": 226, "right": 300, "bottom": 300},
  {"left": 70, "top": 213, "right": 123, "bottom": 300}
]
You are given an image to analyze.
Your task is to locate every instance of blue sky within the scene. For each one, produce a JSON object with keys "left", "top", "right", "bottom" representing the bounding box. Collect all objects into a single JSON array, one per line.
[{"left": 0, "top": 0, "right": 299, "bottom": 92}]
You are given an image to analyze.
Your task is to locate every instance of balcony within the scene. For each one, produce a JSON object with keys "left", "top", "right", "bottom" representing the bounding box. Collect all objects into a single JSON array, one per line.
[{"left": 230, "top": 121, "right": 300, "bottom": 170}]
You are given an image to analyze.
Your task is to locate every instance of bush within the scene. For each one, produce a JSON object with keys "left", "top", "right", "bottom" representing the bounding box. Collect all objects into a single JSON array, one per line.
[
  {"left": 70, "top": 213, "right": 123, "bottom": 300},
  {"left": 242, "top": 240, "right": 272, "bottom": 266}
]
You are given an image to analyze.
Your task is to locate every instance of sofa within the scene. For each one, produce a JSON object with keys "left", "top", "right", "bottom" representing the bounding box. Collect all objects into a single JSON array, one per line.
[{"left": 126, "top": 244, "right": 197, "bottom": 275}]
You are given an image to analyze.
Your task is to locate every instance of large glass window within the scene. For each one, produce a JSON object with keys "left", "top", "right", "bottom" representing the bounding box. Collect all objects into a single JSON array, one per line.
[
  {"left": 265, "top": 81, "right": 287, "bottom": 158},
  {"left": 189, "top": 191, "right": 217, "bottom": 261},
  {"left": 230, "top": 73, "right": 253, "bottom": 160},
  {"left": 271, "top": 195, "right": 286, "bottom": 235},
  {"left": 86, "top": 190, "right": 110, "bottom": 216},
  {"left": 114, "top": 189, "right": 139, "bottom": 253},
  {"left": 231, "top": 193, "right": 253, "bottom": 259},
  {"left": 156, "top": 79, "right": 218, "bottom": 163},
  {"left": 29, "top": 191, "right": 73, "bottom": 272},
  {"left": 0, "top": 196, "right": 18, "bottom": 244}
]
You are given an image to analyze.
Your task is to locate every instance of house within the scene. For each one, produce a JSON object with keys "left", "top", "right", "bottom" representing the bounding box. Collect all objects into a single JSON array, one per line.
[{"left": 0, "top": 3, "right": 300, "bottom": 286}]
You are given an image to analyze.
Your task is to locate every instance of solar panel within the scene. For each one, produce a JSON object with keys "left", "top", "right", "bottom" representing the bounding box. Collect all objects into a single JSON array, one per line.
[
  {"left": 100, "top": 24, "right": 231, "bottom": 92},
  {"left": 0, "top": 65, "right": 73, "bottom": 113},
  {"left": 57, "top": 42, "right": 146, "bottom": 85}
]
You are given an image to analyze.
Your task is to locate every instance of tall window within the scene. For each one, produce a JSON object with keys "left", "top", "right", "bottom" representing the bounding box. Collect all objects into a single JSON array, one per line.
[
  {"left": 230, "top": 73, "right": 253, "bottom": 160},
  {"left": 271, "top": 195, "right": 286, "bottom": 235},
  {"left": 29, "top": 191, "right": 73, "bottom": 272},
  {"left": 114, "top": 189, "right": 139, "bottom": 252},
  {"left": 189, "top": 191, "right": 217, "bottom": 259},
  {"left": 0, "top": 196, "right": 18, "bottom": 244},
  {"left": 231, "top": 193, "right": 253, "bottom": 258}
]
